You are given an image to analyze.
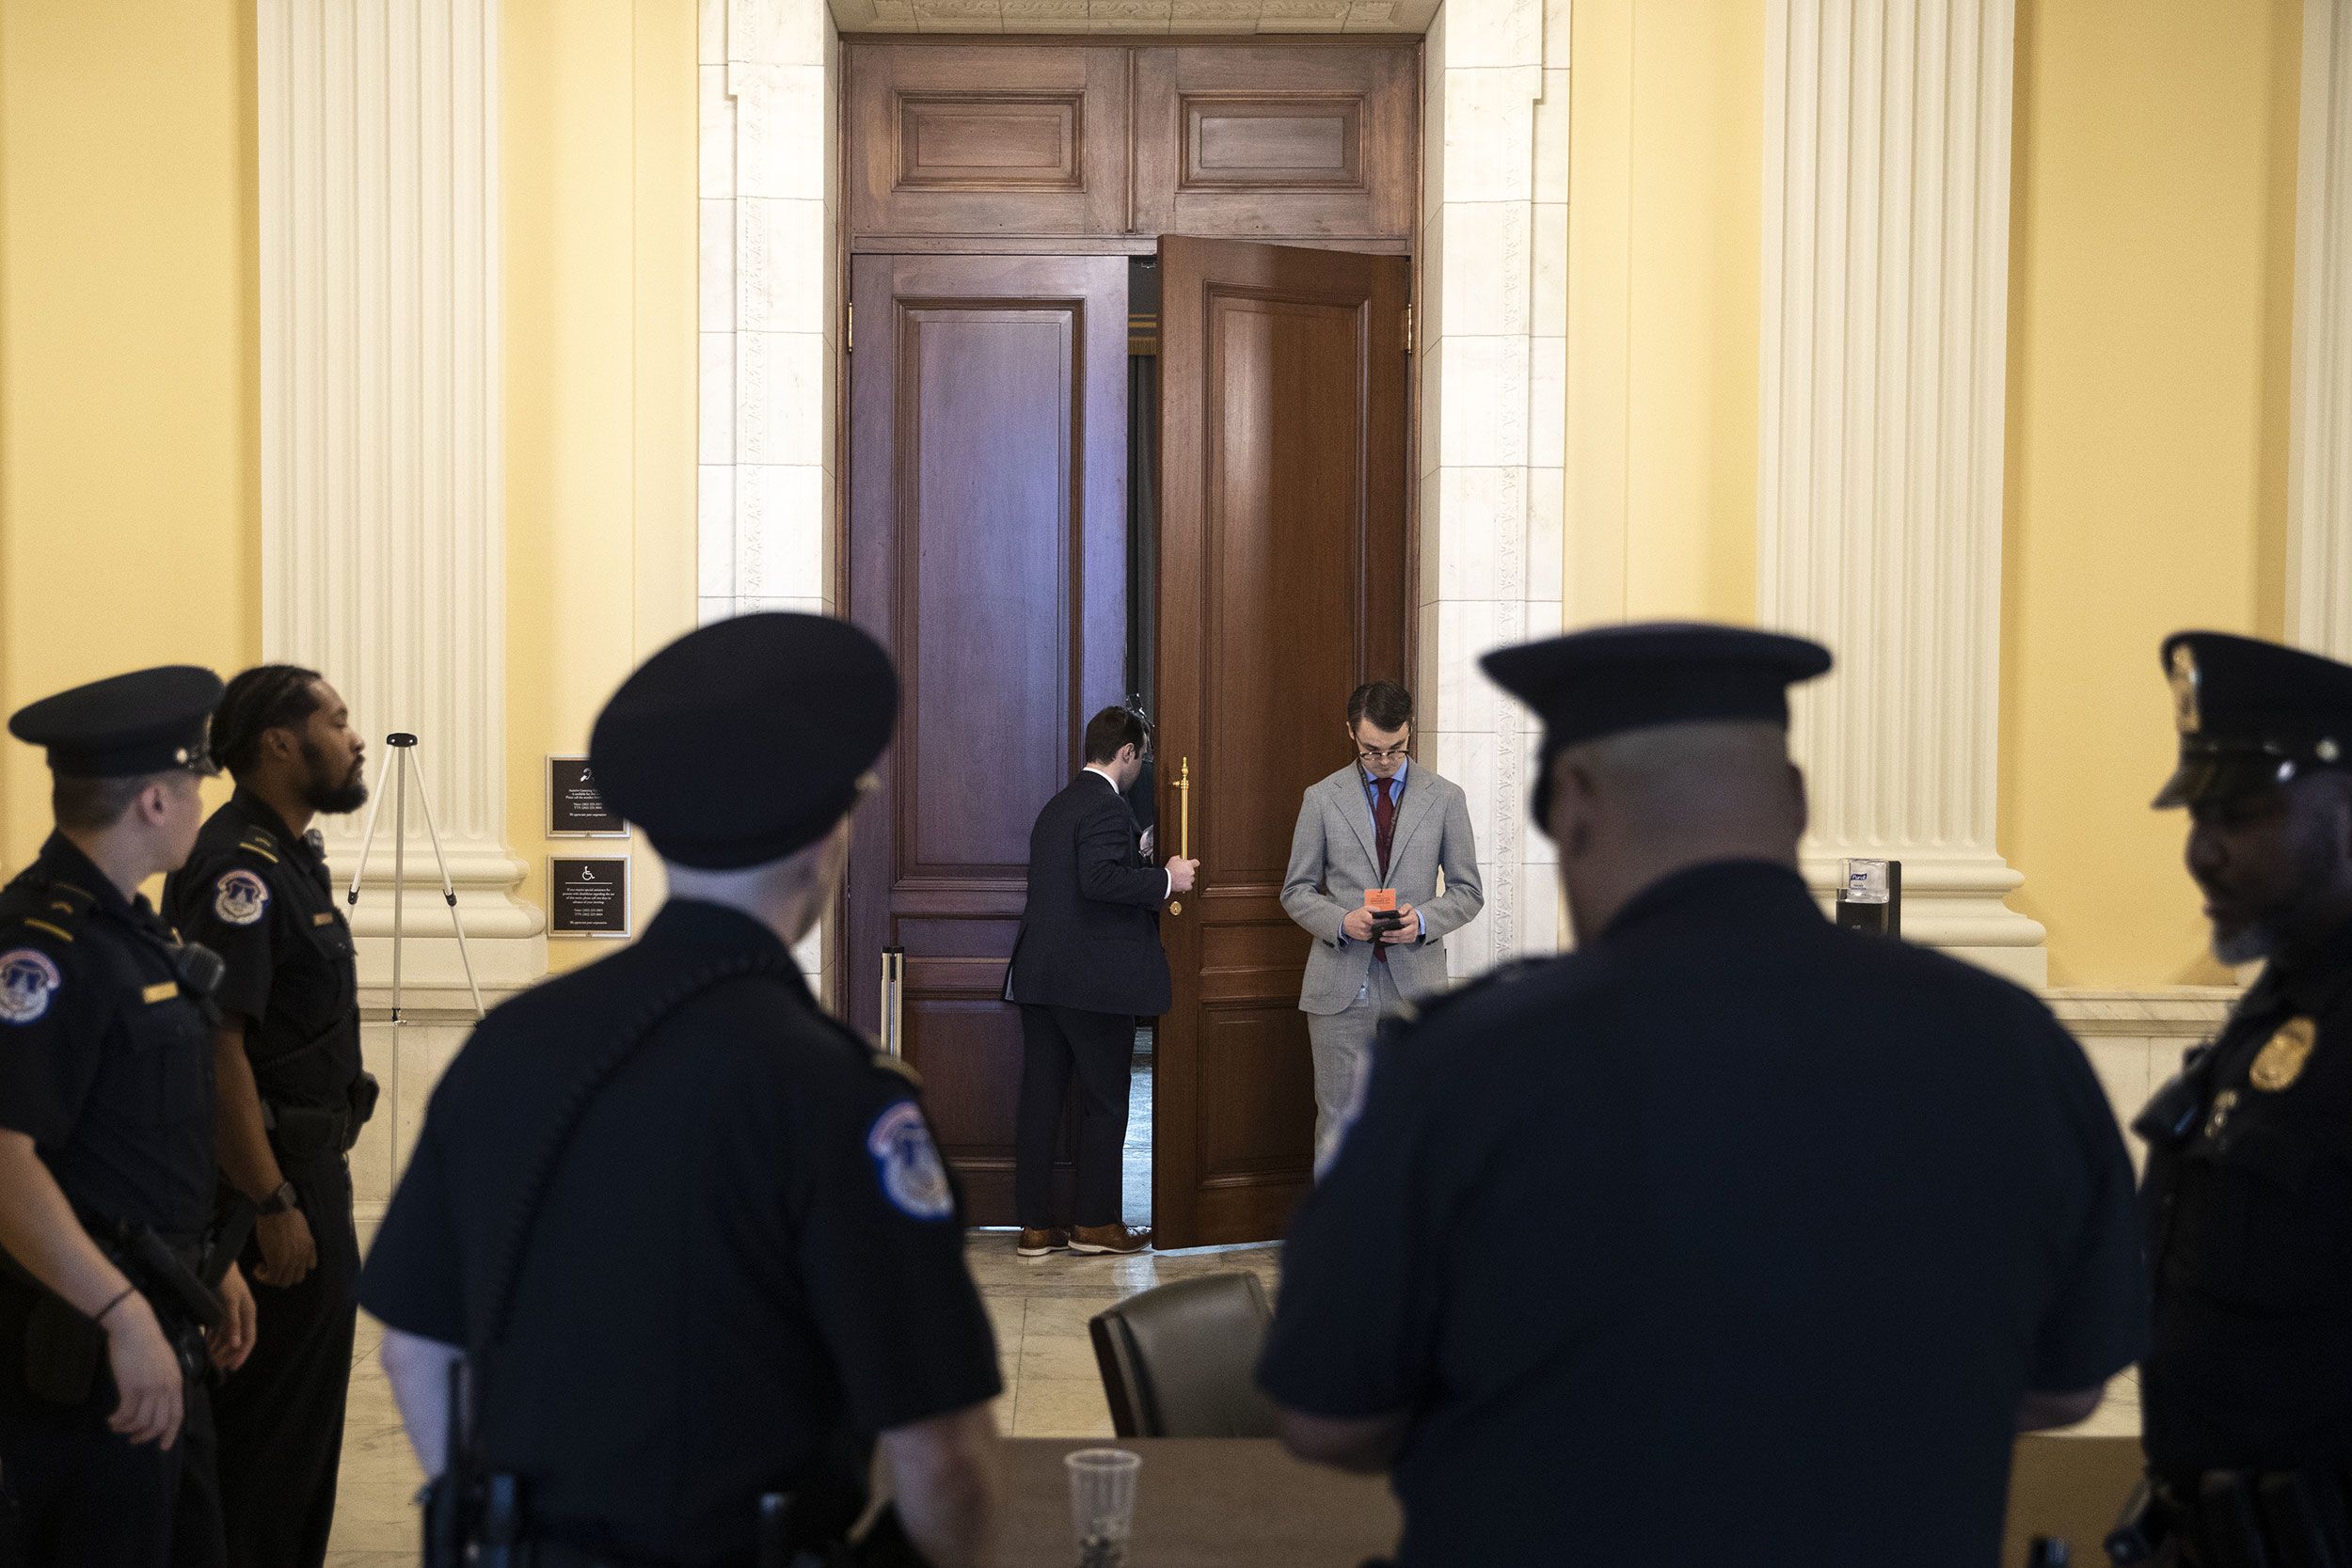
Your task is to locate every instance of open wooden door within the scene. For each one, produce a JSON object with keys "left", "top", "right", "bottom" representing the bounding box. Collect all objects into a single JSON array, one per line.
[
  {"left": 1152, "top": 236, "right": 1410, "bottom": 1249},
  {"left": 846, "top": 254, "right": 1128, "bottom": 1225}
]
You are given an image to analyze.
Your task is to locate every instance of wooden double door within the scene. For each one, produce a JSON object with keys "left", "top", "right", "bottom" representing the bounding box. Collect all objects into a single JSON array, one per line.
[{"left": 845, "top": 237, "right": 1408, "bottom": 1247}]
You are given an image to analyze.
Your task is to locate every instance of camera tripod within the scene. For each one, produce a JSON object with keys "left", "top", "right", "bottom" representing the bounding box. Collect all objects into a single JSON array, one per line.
[{"left": 346, "top": 732, "right": 485, "bottom": 1022}]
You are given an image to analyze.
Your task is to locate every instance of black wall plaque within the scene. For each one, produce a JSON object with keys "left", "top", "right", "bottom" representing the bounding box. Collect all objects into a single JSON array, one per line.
[
  {"left": 548, "top": 755, "right": 627, "bottom": 837},
  {"left": 549, "top": 856, "right": 631, "bottom": 939}
]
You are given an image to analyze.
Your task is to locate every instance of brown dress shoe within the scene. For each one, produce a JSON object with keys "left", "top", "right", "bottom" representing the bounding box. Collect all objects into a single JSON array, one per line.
[
  {"left": 1015, "top": 1228, "right": 1069, "bottom": 1258},
  {"left": 1069, "top": 1224, "right": 1152, "bottom": 1256}
]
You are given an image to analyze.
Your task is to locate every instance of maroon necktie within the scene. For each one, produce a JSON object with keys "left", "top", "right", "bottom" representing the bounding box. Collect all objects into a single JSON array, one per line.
[{"left": 1373, "top": 776, "right": 1396, "bottom": 964}]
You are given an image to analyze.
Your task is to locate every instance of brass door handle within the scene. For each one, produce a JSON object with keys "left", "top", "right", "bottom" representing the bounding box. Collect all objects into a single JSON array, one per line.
[
  {"left": 1169, "top": 757, "right": 1191, "bottom": 916},
  {"left": 879, "top": 947, "right": 905, "bottom": 1055}
]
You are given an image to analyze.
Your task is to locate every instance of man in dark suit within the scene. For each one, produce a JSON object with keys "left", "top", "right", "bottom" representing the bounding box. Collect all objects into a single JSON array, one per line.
[{"left": 1005, "top": 706, "right": 1197, "bottom": 1258}]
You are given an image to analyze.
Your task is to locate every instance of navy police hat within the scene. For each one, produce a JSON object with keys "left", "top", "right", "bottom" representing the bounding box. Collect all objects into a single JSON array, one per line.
[
  {"left": 590, "top": 612, "right": 899, "bottom": 870},
  {"left": 2153, "top": 630, "right": 2352, "bottom": 810},
  {"left": 1483, "top": 622, "right": 1832, "bottom": 825},
  {"left": 8, "top": 666, "right": 225, "bottom": 779}
]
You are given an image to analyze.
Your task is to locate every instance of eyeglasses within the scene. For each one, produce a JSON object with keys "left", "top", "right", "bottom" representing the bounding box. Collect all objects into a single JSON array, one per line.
[{"left": 1357, "top": 744, "right": 1408, "bottom": 762}]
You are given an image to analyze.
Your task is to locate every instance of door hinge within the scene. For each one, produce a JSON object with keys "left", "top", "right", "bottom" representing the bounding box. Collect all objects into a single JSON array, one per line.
[{"left": 1403, "top": 303, "right": 1415, "bottom": 353}]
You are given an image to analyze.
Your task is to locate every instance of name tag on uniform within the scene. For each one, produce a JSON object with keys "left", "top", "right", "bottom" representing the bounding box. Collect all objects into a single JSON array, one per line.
[
  {"left": 142, "top": 981, "right": 179, "bottom": 1005},
  {"left": 312, "top": 911, "right": 335, "bottom": 927}
]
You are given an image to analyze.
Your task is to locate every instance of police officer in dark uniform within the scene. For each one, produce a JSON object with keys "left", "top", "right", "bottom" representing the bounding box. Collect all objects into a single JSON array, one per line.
[
  {"left": 358, "top": 613, "right": 1000, "bottom": 1568},
  {"left": 162, "top": 666, "right": 370, "bottom": 1568},
  {"left": 1258, "top": 623, "right": 2148, "bottom": 1568},
  {"left": 0, "top": 667, "right": 257, "bottom": 1568},
  {"left": 2126, "top": 631, "right": 2352, "bottom": 1565}
]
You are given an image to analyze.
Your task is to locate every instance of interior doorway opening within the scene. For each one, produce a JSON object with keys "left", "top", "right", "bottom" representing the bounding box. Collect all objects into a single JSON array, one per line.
[{"left": 1125, "top": 254, "right": 1161, "bottom": 1232}]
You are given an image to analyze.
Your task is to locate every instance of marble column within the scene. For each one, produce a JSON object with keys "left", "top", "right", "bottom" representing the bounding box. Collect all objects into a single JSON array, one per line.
[
  {"left": 700, "top": 0, "right": 841, "bottom": 988},
  {"left": 2292, "top": 0, "right": 2352, "bottom": 658},
  {"left": 1418, "top": 0, "right": 1569, "bottom": 975},
  {"left": 1759, "top": 0, "right": 2046, "bottom": 985}
]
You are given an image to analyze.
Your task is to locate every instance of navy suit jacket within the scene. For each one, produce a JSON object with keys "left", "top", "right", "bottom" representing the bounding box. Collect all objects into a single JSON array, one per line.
[{"left": 1005, "top": 771, "right": 1172, "bottom": 1017}]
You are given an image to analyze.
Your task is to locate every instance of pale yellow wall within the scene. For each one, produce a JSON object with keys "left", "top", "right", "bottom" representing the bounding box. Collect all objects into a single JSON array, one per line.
[
  {"left": 503, "top": 0, "right": 699, "bottom": 972},
  {"left": 2000, "top": 0, "right": 2301, "bottom": 987},
  {"left": 1565, "top": 0, "right": 1762, "bottom": 631},
  {"left": 0, "top": 0, "right": 261, "bottom": 867}
]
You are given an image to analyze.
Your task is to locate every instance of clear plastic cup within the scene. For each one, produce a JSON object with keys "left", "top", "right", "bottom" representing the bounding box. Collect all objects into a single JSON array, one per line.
[{"left": 1065, "top": 1448, "right": 1142, "bottom": 1566}]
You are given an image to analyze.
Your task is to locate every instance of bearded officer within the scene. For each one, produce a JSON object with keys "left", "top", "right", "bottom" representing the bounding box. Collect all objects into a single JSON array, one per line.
[
  {"left": 359, "top": 613, "right": 999, "bottom": 1568},
  {"left": 2129, "top": 631, "right": 2352, "bottom": 1564},
  {"left": 162, "top": 666, "right": 370, "bottom": 1568},
  {"left": 1259, "top": 622, "right": 2146, "bottom": 1568},
  {"left": 0, "top": 667, "right": 257, "bottom": 1567}
]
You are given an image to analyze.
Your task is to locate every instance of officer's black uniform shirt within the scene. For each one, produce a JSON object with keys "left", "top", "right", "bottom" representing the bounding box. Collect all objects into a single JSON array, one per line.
[
  {"left": 358, "top": 898, "right": 1000, "bottom": 1564},
  {"left": 2141, "top": 912, "right": 2352, "bottom": 1474},
  {"left": 1261, "top": 860, "right": 2147, "bottom": 1568},
  {"left": 0, "top": 834, "right": 215, "bottom": 1243},
  {"left": 164, "top": 789, "right": 360, "bottom": 1113}
]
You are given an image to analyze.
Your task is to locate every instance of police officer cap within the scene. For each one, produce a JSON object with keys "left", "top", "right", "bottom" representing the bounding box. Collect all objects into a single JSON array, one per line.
[
  {"left": 590, "top": 612, "right": 899, "bottom": 870},
  {"left": 8, "top": 666, "right": 225, "bottom": 779},
  {"left": 2153, "top": 630, "right": 2352, "bottom": 810},
  {"left": 1482, "top": 621, "right": 1834, "bottom": 752}
]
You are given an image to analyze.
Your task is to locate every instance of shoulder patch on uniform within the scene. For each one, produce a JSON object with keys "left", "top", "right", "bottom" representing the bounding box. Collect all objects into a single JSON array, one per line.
[
  {"left": 0, "top": 949, "right": 62, "bottom": 1025},
  {"left": 866, "top": 1100, "right": 954, "bottom": 1222},
  {"left": 213, "top": 869, "right": 270, "bottom": 927},
  {"left": 870, "top": 1051, "right": 924, "bottom": 1089}
]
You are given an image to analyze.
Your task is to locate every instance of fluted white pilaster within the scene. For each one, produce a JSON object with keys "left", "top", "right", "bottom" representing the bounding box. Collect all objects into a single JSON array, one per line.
[
  {"left": 260, "top": 0, "right": 545, "bottom": 991},
  {"left": 1760, "top": 0, "right": 2045, "bottom": 984},
  {"left": 2292, "top": 0, "right": 2352, "bottom": 658}
]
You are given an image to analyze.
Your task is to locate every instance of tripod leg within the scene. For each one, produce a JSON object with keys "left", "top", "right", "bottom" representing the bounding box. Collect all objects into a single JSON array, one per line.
[
  {"left": 392, "top": 750, "right": 408, "bottom": 1022},
  {"left": 403, "top": 754, "right": 486, "bottom": 1022},
  {"left": 344, "top": 745, "right": 402, "bottom": 903}
]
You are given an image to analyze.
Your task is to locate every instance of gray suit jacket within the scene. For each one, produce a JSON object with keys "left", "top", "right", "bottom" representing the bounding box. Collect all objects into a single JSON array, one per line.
[{"left": 1280, "top": 763, "right": 1484, "bottom": 1015}]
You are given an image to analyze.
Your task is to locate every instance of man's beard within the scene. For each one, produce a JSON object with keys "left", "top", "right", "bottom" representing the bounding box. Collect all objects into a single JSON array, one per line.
[
  {"left": 301, "top": 739, "right": 369, "bottom": 816},
  {"left": 2211, "top": 922, "right": 2276, "bottom": 967}
]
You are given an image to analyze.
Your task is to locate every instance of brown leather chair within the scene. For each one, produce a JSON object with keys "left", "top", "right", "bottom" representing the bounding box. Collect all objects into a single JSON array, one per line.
[{"left": 1088, "top": 1273, "right": 1280, "bottom": 1438}]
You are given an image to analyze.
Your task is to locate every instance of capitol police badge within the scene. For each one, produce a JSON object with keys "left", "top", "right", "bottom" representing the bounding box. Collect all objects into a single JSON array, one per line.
[
  {"left": 213, "top": 869, "right": 270, "bottom": 927},
  {"left": 0, "top": 949, "right": 61, "bottom": 1025},
  {"left": 2249, "top": 1017, "right": 2317, "bottom": 1092},
  {"left": 866, "top": 1101, "right": 954, "bottom": 1222}
]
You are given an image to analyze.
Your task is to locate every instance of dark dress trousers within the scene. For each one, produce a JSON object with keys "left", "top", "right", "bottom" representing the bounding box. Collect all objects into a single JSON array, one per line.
[{"left": 1005, "top": 772, "right": 1170, "bottom": 1229}]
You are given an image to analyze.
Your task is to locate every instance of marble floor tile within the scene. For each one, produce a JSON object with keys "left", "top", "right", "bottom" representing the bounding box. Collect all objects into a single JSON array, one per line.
[{"left": 1008, "top": 1375, "right": 1116, "bottom": 1439}]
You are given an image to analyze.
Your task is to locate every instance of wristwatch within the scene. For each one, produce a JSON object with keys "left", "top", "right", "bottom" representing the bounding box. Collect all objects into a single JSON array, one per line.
[{"left": 256, "top": 1180, "right": 299, "bottom": 1216}]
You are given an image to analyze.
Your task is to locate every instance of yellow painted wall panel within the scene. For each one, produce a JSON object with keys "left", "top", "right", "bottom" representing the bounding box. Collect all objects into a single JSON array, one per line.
[
  {"left": 2001, "top": 0, "right": 2300, "bottom": 986},
  {"left": 503, "top": 0, "right": 698, "bottom": 972},
  {"left": 1566, "top": 0, "right": 1761, "bottom": 633},
  {"left": 0, "top": 0, "right": 262, "bottom": 865}
]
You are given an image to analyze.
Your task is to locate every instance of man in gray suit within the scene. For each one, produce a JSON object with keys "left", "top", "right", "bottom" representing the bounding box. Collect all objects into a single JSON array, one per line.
[{"left": 1280, "top": 681, "right": 1484, "bottom": 1161}]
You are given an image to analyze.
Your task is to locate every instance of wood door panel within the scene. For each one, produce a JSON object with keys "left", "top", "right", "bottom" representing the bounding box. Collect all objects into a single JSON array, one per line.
[
  {"left": 846, "top": 44, "right": 1131, "bottom": 240},
  {"left": 899, "top": 308, "right": 1082, "bottom": 879},
  {"left": 1196, "top": 1005, "right": 1318, "bottom": 1182},
  {"left": 1135, "top": 46, "right": 1417, "bottom": 242},
  {"left": 849, "top": 254, "right": 1128, "bottom": 1226},
  {"left": 1155, "top": 235, "right": 1409, "bottom": 1248}
]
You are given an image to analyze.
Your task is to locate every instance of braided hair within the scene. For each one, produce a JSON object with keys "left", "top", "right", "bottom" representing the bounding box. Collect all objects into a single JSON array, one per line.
[{"left": 211, "top": 664, "right": 326, "bottom": 779}]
